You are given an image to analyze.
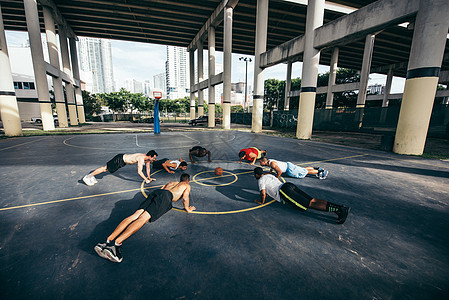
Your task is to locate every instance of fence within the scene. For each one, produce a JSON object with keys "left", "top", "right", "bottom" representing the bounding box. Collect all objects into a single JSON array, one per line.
[{"left": 231, "top": 105, "right": 449, "bottom": 139}]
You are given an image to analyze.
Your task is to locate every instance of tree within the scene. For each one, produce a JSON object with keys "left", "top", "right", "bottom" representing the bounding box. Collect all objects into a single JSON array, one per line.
[
  {"left": 82, "top": 90, "right": 102, "bottom": 117},
  {"left": 264, "top": 79, "right": 285, "bottom": 110}
]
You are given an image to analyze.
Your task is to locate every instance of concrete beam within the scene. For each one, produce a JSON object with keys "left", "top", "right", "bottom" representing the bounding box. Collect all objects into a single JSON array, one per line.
[
  {"left": 187, "top": 0, "right": 239, "bottom": 52},
  {"left": 260, "top": 0, "right": 419, "bottom": 68},
  {"left": 191, "top": 72, "right": 223, "bottom": 93},
  {"left": 38, "top": 0, "right": 76, "bottom": 38}
]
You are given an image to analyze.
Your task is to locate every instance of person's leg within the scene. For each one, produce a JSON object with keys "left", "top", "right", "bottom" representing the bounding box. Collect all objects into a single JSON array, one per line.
[
  {"left": 286, "top": 163, "right": 308, "bottom": 179},
  {"left": 309, "top": 198, "right": 350, "bottom": 224},
  {"left": 306, "top": 167, "right": 318, "bottom": 175},
  {"left": 90, "top": 165, "right": 107, "bottom": 176},
  {"left": 115, "top": 211, "right": 151, "bottom": 244},
  {"left": 107, "top": 209, "right": 146, "bottom": 242}
]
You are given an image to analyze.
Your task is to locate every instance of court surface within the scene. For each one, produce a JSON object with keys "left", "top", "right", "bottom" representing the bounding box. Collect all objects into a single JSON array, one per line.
[{"left": 0, "top": 130, "right": 448, "bottom": 299}]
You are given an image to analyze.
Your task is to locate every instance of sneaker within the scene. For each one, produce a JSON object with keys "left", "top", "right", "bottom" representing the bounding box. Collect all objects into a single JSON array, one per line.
[
  {"left": 320, "top": 170, "right": 329, "bottom": 180},
  {"left": 94, "top": 242, "right": 109, "bottom": 260},
  {"left": 83, "top": 174, "right": 95, "bottom": 186},
  {"left": 103, "top": 245, "right": 123, "bottom": 263},
  {"left": 91, "top": 175, "right": 98, "bottom": 184},
  {"left": 336, "top": 206, "right": 350, "bottom": 224}
]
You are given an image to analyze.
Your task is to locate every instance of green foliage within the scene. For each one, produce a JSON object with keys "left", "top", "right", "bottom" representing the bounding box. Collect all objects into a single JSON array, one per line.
[
  {"left": 265, "top": 68, "right": 361, "bottom": 110},
  {"left": 231, "top": 105, "right": 244, "bottom": 113},
  {"left": 82, "top": 90, "right": 102, "bottom": 116}
]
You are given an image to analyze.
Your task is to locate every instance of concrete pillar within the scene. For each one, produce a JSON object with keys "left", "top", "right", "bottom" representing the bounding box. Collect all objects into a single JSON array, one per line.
[
  {"left": 296, "top": 0, "right": 324, "bottom": 139},
  {"left": 24, "top": 0, "right": 55, "bottom": 130},
  {"left": 197, "top": 41, "right": 205, "bottom": 117},
  {"left": 43, "top": 6, "right": 68, "bottom": 128},
  {"left": 284, "top": 61, "right": 292, "bottom": 111},
  {"left": 326, "top": 47, "right": 339, "bottom": 109},
  {"left": 357, "top": 34, "right": 375, "bottom": 108},
  {"left": 58, "top": 27, "right": 78, "bottom": 125},
  {"left": 393, "top": 0, "right": 449, "bottom": 155},
  {"left": 208, "top": 26, "right": 216, "bottom": 128},
  {"left": 354, "top": 34, "right": 375, "bottom": 129},
  {"left": 0, "top": 4, "right": 22, "bottom": 136},
  {"left": 380, "top": 66, "right": 393, "bottom": 123},
  {"left": 189, "top": 49, "right": 196, "bottom": 119},
  {"left": 251, "top": 0, "right": 269, "bottom": 132},
  {"left": 70, "top": 37, "right": 85, "bottom": 123},
  {"left": 222, "top": 6, "right": 233, "bottom": 130}
]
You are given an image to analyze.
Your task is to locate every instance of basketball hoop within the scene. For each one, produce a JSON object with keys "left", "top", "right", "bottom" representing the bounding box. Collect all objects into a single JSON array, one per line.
[{"left": 153, "top": 91, "right": 162, "bottom": 100}]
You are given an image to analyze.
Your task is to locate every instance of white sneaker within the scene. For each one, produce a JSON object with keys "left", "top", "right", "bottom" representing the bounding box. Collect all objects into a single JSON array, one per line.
[
  {"left": 91, "top": 175, "right": 98, "bottom": 184},
  {"left": 83, "top": 174, "right": 95, "bottom": 186}
]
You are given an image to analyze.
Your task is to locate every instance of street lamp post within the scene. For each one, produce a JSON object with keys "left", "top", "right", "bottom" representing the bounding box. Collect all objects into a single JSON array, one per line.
[{"left": 239, "top": 57, "right": 252, "bottom": 112}]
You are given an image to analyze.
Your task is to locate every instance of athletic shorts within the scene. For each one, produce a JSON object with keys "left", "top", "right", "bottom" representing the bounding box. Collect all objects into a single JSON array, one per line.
[
  {"left": 152, "top": 158, "right": 169, "bottom": 169},
  {"left": 138, "top": 189, "right": 173, "bottom": 222},
  {"left": 106, "top": 154, "right": 126, "bottom": 173},
  {"left": 279, "top": 182, "right": 312, "bottom": 211},
  {"left": 286, "top": 162, "right": 308, "bottom": 179}
]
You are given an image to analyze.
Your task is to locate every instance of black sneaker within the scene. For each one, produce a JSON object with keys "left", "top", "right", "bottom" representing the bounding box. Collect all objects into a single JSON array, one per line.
[
  {"left": 104, "top": 245, "right": 123, "bottom": 263},
  {"left": 336, "top": 206, "right": 350, "bottom": 224}
]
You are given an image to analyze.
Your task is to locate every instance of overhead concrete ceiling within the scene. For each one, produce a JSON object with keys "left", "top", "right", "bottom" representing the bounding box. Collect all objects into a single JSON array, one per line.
[{"left": 1, "top": 0, "right": 448, "bottom": 78}]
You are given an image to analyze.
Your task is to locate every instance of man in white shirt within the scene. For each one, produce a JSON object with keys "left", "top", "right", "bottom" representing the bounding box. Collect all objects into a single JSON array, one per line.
[
  {"left": 254, "top": 167, "right": 349, "bottom": 224},
  {"left": 259, "top": 157, "right": 328, "bottom": 179},
  {"left": 152, "top": 158, "right": 187, "bottom": 174}
]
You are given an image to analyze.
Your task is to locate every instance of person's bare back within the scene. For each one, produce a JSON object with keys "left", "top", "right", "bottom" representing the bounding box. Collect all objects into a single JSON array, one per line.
[
  {"left": 163, "top": 181, "right": 190, "bottom": 201},
  {"left": 123, "top": 153, "right": 147, "bottom": 165}
]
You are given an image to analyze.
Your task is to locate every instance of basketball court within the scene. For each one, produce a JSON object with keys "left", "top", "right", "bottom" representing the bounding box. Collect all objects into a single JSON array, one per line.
[{"left": 0, "top": 130, "right": 448, "bottom": 299}]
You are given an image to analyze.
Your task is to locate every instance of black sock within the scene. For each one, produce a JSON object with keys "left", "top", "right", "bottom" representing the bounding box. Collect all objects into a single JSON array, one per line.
[{"left": 326, "top": 202, "right": 341, "bottom": 213}]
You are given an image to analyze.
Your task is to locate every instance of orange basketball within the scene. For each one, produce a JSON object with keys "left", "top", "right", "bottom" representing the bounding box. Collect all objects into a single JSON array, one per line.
[{"left": 215, "top": 167, "right": 223, "bottom": 176}]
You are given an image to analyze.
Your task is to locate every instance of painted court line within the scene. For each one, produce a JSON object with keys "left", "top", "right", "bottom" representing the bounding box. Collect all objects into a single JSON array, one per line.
[
  {"left": 0, "top": 137, "right": 46, "bottom": 152},
  {"left": 0, "top": 153, "right": 378, "bottom": 212}
]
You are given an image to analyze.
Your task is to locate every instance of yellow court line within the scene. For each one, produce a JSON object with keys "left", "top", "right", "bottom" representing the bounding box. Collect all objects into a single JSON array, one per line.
[
  {"left": 0, "top": 137, "right": 47, "bottom": 152},
  {"left": 0, "top": 187, "right": 147, "bottom": 212},
  {"left": 0, "top": 154, "right": 370, "bottom": 213},
  {"left": 171, "top": 200, "right": 277, "bottom": 215}
]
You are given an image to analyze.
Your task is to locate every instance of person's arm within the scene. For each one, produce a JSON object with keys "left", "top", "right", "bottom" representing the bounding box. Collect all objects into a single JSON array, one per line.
[
  {"left": 137, "top": 158, "right": 151, "bottom": 183},
  {"left": 182, "top": 186, "right": 196, "bottom": 213},
  {"left": 163, "top": 161, "right": 175, "bottom": 174},
  {"left": 256, "top": 189, "right": 266, "bottom": 204},
  {"left": 270, "top": 162, "right": 283, "bottom": 178},
  {"left": 145, "top": 161, "right": 156, "bottom": 182},
  {"left": 249, "top": 153, "right": 257, "bottom": 165},
  {"left": 189, "top": 150, "right": 196, "bottom": 164},
  {"left": 207, "top": 150, "right": 211, "bottom": 162}
]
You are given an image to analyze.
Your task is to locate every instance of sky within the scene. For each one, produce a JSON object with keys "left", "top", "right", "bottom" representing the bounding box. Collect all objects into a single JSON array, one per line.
[{"left": 5, "top": 30, "right": 405, "bottom": 93}]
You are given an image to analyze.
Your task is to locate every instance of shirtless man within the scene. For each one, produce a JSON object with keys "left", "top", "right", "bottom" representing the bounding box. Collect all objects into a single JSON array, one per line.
[
  {"left": 259, "top": 157, "right": 328, "bottom": 180},
  {"left": 83, "top": 150, "right": 158, "bottom": 186},
  {"left": 189, "top": 146, "right": 211, "bottom": 164},
  {"left": 152, "top": 157, "right": 187, "bottom": 174},
  {"left": 94, "top": 173, "right": 195, "bottom": 263}
]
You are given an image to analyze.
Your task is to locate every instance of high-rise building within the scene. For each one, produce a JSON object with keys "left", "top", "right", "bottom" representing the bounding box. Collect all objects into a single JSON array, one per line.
[
  {"left": 153, "top": 72, "right": 166, "bottom": 92},
  {"left": 165, "top": 46, "right": 189, "bottom": 100},
  {"left": 78, "top": 37, "right": 115, "bottom": 94},
  {"left": 124, "top": 79, "right": 143, "bottom": 94}
]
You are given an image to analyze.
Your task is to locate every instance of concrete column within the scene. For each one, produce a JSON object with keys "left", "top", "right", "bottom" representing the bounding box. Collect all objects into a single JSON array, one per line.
[
  {"left": 284, "top": 61, "right": 292, "bottom": 111},
  {"left": 59, "top": 28, "right": 78, "bottom": 125},
  {"left": 380, "top": 66, "right": 393, "bottom": 123},
  {"left": 24, "top": 0, "right": 55, "bottom": 130},
  {"left": 0, "top": 4, "right": 22, "bottom": 136},
  {"left": 326, "top": 47, "right": 339, "bottom": 109},
  {"left": 296, "top": 0, "right": 324, "bottom": 139},
  {"left": 189, "top": 49, "right": 196, "bottom": 119},
  {"left": 251, "top": 0, "right": 269, "bottom": 132},
  {"left": 357, "top": 34, "right": 375, "bottom": 108},
  {"left": 208, "top": 26, "right": 216, "bottom": 128},
  {"left": 354, "top": 34, "right": 375, "bottom": 128},
  {"left": 393, "top": 0, "right": 449, "bottom": 155},
  {"left": 70, "top": 37, "right": 85, "bottom": 123},
  {"left": 43, "top": 6, "right": 68, "bottom": 128},
  {"left": 197, "top": 41, "right": 204, "bottom": 117},
  {"left": 222, "top": 6, "right": 233, "bottom": 130}
]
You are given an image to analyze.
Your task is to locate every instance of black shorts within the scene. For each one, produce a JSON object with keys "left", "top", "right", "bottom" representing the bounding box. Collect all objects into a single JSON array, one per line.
[
  {"left": 279, "top": 182, "right": 312, "bottom": 211},
  {"left": 138, "top": 189, "right": 173, "bottom": 222},
  {"left": 152, "top": 158, "right": 169, "bottom": 169},
  {"left": 106, "top": 154, "right": 126, "bottom": 173}
]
